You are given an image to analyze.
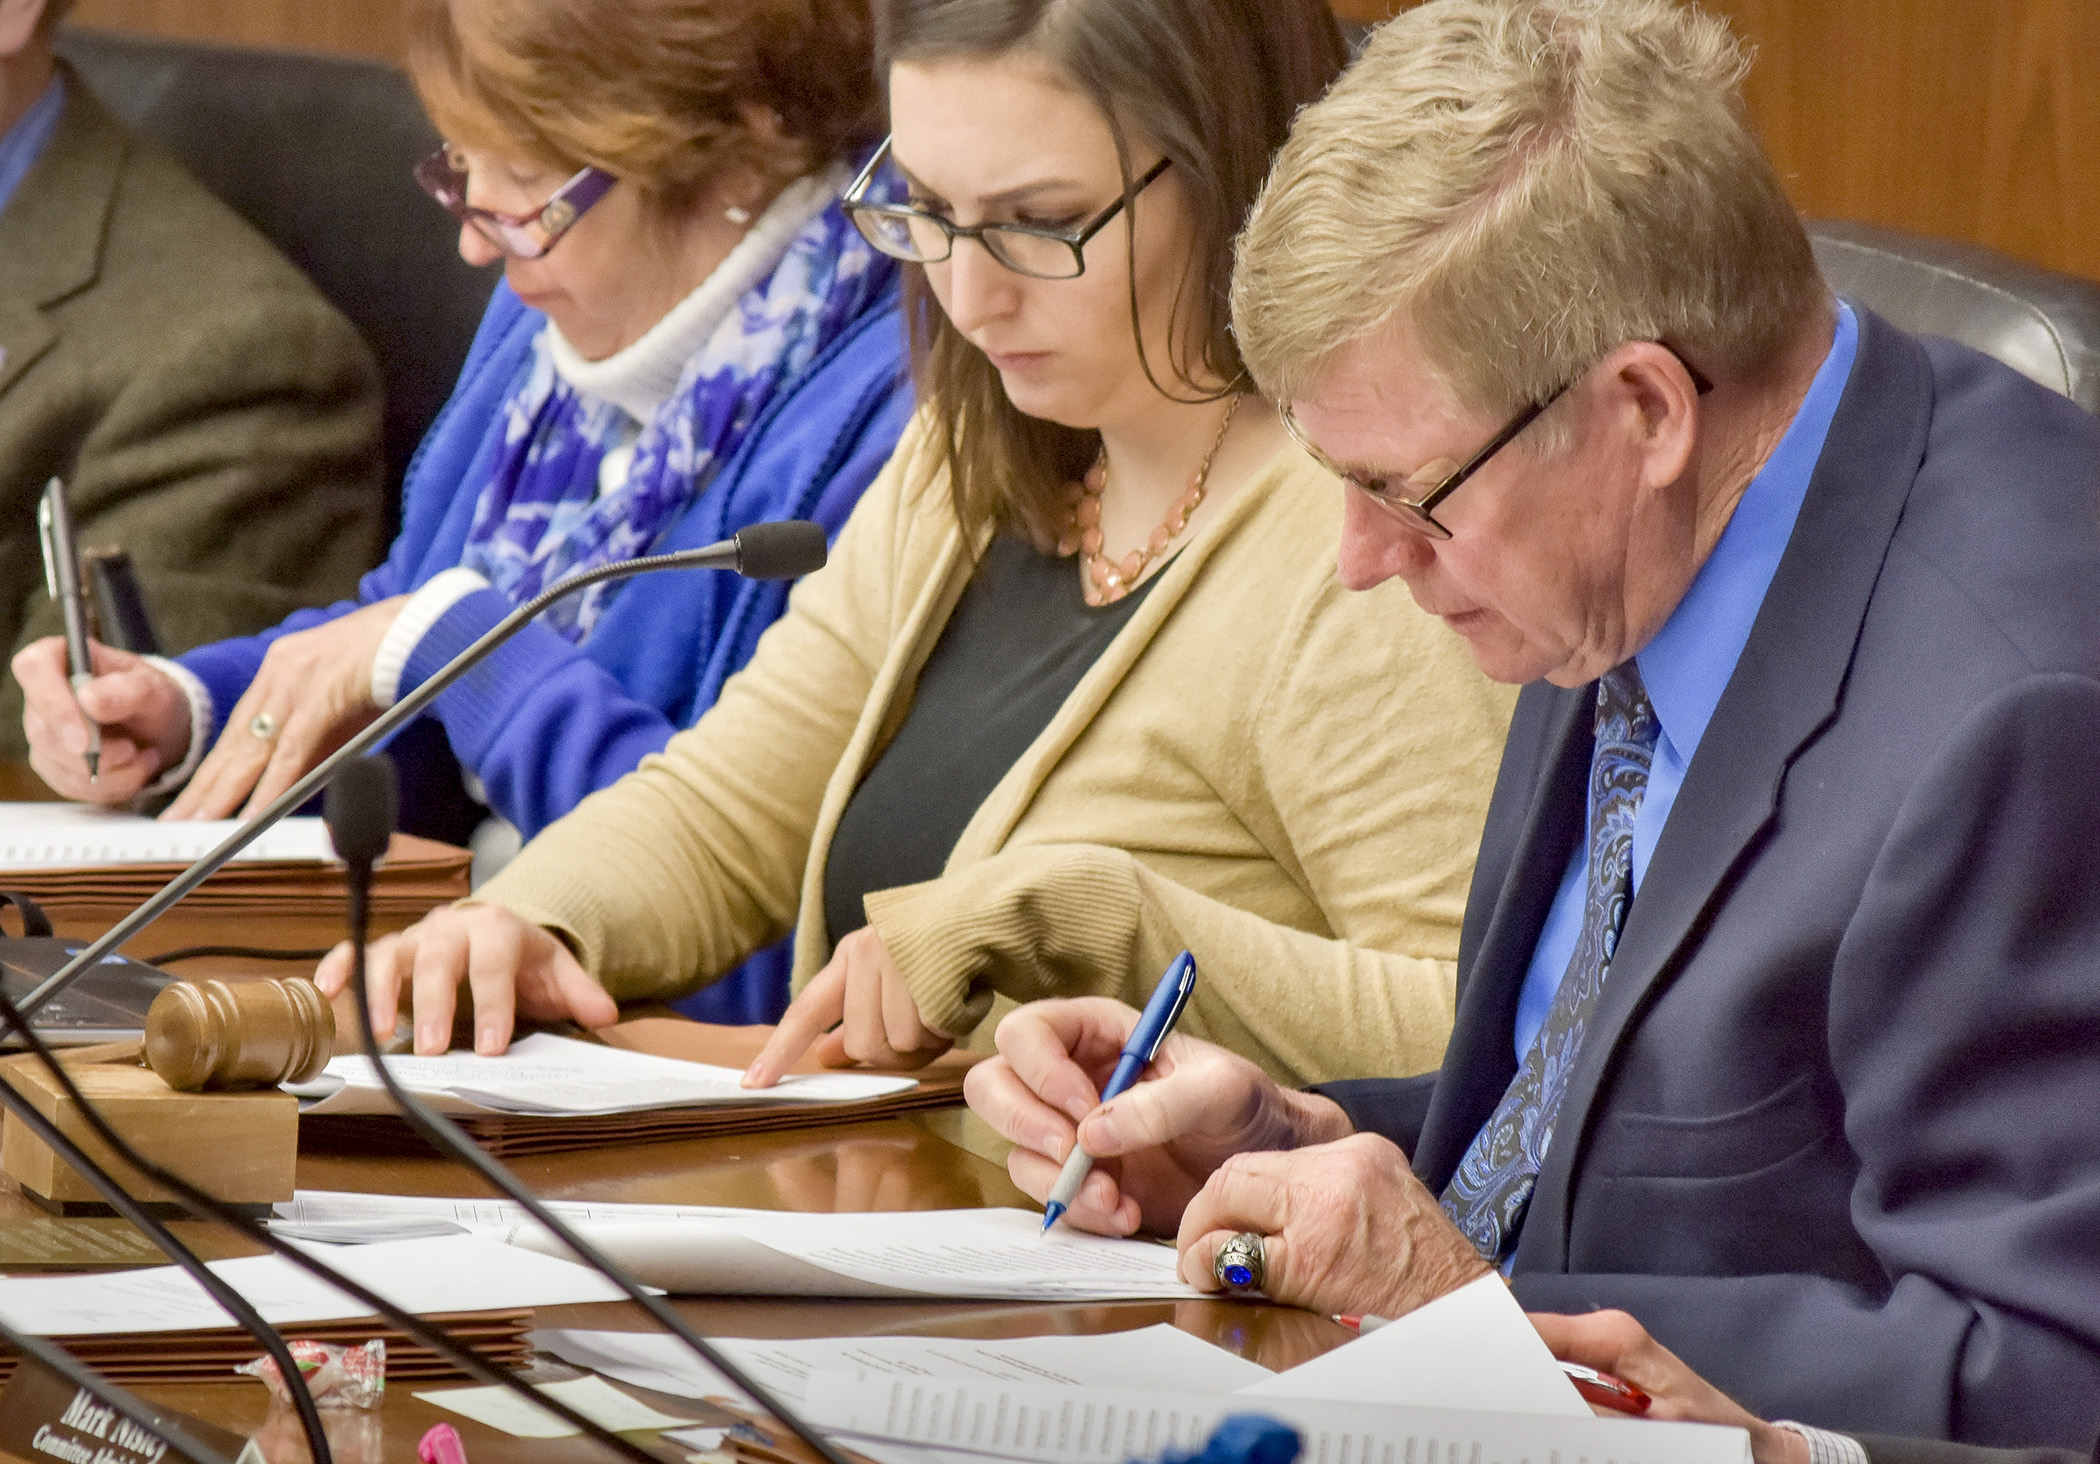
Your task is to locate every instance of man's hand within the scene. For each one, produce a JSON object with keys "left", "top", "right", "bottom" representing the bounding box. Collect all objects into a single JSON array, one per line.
[
  {"left": 312, "top": 902, "right": 619, "bottom": 1055},
  {"left": 964, "top": 997, "right": 1353, "bottom": 1236},
  {"left": 1177, "top": 1135, "right": 1492, "bottom": 1317},
  {"left": 164, "top": 597, "right": 407, "bottom": 822},
  {"left": 743, "top": 927, "right": 952, "bottom": 1088},
  {"left": 1530, "top": 1311, "right": 1810, "bottom": 1464},
  {"left": 15, "top": 638, "right": 190, "bottom": 803}
]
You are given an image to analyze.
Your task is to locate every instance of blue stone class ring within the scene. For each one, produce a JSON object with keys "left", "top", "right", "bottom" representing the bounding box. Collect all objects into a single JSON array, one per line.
[{"left": 1214, "top": 1231, "right": 1266, "bottom": 1292}]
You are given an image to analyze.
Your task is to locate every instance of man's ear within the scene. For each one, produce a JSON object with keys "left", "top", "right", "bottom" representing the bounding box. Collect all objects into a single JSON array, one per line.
[
  {"left": 0, "top": 0, "right": 51, "bottom": 61},
  {"left": 1612, "top": 342, "right": 1701, "bottom": 493}
]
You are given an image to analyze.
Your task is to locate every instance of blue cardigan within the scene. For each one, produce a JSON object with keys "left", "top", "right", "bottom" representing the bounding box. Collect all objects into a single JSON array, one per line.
[{"left": 181, "top": 276, "right": 913, "bottom": 1021}]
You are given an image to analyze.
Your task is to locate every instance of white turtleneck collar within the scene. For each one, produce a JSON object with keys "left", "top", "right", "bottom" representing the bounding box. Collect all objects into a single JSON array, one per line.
[{"left": 542, "top": 162, "right": 850, "bottom": 423}]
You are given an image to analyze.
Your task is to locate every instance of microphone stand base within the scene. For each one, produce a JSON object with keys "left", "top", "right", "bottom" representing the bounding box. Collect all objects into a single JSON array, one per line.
[{"left": 0, "top": 1054, "right": 297, "bottom": 1213}]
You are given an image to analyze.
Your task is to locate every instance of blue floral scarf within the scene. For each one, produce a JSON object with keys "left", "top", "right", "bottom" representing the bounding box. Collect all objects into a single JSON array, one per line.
[{"left": 460, "top": 183, "right": 894, "bottom": 640}]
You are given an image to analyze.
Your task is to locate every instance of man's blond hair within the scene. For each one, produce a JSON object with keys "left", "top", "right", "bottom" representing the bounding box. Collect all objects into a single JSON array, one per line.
[{"left": 1232, "top": 0, "right": 1824, "bottom": 421}]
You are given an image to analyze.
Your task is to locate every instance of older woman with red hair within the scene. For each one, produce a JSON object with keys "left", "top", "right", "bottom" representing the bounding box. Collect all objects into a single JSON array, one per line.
[{"left": 18, "top": 0, "right": 910, "bottom": 1020}]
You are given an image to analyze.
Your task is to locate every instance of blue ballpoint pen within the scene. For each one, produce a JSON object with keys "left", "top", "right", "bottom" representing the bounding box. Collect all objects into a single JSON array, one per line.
[{"left": 1040, "top": 949, "right": 1198, "bottom": 1233}]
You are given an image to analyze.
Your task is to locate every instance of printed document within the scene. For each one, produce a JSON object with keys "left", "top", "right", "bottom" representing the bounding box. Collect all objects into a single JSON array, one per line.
[
  {"left": 284, "top": 1032, "right": 917, "bottom": 1117},
  {"left": 803, "top": 1372, "right": 1751, "bottom": 1464},
  {"left": 531, "top": 1322, "right": 1273, "bottom": 1407},
  {"left": 274, "top": 1194, "right": 1194, "bottom": 1302},
  {"left": 502, "top": 1206, "right": 1198, "bottom": 1301},
  {"left": 272, "top": 1190, "right": 762, "bottom": 1244},
  {"left": 0, "top": 804, "right": 335, "bottom": 869},
  {"left": 1241, "top": 1274, "right": 1589, "bottom": 1417}
]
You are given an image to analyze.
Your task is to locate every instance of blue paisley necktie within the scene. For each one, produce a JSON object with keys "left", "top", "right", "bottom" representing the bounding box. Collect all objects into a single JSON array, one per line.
[{"left": 1441, "top": 662, "right": 1659, "bottom": 1263}]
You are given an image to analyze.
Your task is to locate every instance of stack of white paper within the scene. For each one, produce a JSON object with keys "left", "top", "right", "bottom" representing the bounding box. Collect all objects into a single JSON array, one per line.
[
  {"left": 0, "top": 1235, "right": 627, "bottom": 1335},
  {"left": 282, "top": 1032, "right": 917, "bottom": 1117},
  {"left": 272, "top": 1189, "right": 759, "bottom": 1241},
  {"left": 532, "top": 1323, "right": 1274, "bottom": 1407},
  {"left": 275, "top": 1193, "right": 1197, "bottom": 1302},
  {"left": 805, "top": 1373, "right": 1751, "bottom": 1464},
  {"left": 0, "top": 804, "right": 337, "bottom": 869},
  {"left": 753, "top": 1278, "right": 1745, "bottom": 1464}
]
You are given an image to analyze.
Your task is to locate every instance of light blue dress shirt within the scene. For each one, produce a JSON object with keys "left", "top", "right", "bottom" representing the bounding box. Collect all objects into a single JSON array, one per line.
[
  {"left": 0, "top": 73, "right": 66, "bottom": 220},
  {"left": 1511, "top": 303, "right": 1860, "bottom": 1061}
]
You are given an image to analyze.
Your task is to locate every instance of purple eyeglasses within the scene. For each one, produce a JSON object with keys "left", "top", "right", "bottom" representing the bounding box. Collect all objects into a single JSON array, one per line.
[{"left": 414, "top": 145, "right": 616, "bottom": 260}]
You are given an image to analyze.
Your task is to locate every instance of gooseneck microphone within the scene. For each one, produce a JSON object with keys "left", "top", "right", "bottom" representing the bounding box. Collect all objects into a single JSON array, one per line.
[
  {"left": 20, "top": 521, "right": 828, "bottom": 1019},
  {"left": 324, "top": 757, "right": 862, "bottom": 1464}
]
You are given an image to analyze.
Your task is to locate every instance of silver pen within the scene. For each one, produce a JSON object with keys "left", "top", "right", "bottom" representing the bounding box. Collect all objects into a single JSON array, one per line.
[{"left": 37, "top": 477, "right": 102, "bottom": 781}]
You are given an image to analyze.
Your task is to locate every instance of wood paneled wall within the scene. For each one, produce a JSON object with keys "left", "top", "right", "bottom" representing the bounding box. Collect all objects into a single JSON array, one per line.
[
  {"left": 64, "top": 0, "right": 2100, "bottom": 284},
  {"left": 66, "top": 0, "right": 405, "bottom": 58},
  {"left": 1722, "top": 0, "right": 2099, "bottom": 285}
]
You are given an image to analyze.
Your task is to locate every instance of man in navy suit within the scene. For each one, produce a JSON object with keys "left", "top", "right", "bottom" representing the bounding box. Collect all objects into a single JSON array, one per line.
[{"left": 964, "top": 0, "right": 2100, "bottom": 1455}]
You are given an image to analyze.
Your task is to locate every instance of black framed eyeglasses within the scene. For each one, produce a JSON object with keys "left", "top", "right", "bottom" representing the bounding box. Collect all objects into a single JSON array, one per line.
[
  {"left": 842, "top": 136, "right": 1173, "bottom": 280},
  {"left": 1283, "top": 345, "right": 1714, "bottom": 540}
]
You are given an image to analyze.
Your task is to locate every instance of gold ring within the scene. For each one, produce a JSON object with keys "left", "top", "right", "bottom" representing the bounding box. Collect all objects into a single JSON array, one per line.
[{"left": 248, "top": 712, "right": 280, "bottom": 743}]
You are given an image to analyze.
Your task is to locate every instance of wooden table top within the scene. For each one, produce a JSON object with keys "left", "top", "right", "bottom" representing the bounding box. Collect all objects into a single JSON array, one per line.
[{"left": 0, "top": 815, "right": 1349, "bottom": 1463}]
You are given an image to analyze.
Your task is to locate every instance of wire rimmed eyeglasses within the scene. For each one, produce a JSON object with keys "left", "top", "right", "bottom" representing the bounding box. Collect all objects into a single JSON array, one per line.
[
  {"left": 1282, "top": 345, "right": 1714, "bottom": 540},
  {"left": 842, "top": 136, "right": 1172, "bottom": 281}
]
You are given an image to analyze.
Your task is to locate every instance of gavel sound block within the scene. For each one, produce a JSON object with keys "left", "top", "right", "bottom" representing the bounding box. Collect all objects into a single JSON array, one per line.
[{"left": 0, "top": 978, "right": 333, "bottom": 1215}]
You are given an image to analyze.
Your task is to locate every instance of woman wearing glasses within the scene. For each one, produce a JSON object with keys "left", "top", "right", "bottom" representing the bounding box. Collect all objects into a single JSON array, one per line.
[
  {"left": 321, "top": 0, "right": 1516, "bottom": 1087},
  {"left": 18, "top": 0, "right": 908, "bottom": 1020}
]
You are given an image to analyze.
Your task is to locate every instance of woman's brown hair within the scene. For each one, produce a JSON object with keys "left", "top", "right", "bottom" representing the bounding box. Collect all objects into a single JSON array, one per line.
[
  {"left": 876, "top": 0, "right": 1349, "bottom": 549},
  {"left": 408, "top": 0, "right": 882, "bottom": 215}
]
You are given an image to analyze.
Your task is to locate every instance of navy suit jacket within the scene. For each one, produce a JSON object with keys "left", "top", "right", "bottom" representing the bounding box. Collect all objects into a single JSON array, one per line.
[{"left": 1320, "top": 309, "right": 2100, "bottom": 1447}]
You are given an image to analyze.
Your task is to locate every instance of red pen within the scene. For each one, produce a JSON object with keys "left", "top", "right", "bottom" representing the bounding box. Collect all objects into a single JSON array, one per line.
[
  {"left": 1559, "top": 1362, "right": 1652, "bottom": 1415},
  {"left": 420, "top": 1422, "right": 471, "bottom": 1464}
]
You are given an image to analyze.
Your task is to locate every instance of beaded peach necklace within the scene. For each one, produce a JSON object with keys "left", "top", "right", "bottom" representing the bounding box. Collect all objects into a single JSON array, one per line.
[{"left": 1059, "top": 395, "right": 1241, "bottom": 607}]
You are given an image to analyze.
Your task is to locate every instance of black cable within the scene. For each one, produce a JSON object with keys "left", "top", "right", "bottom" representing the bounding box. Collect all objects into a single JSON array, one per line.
[
  {"left": 328, "top": 759, "right": 862, "bottom": 1464},
  {"left": 145, "top": 945, "right": 334, "bottom": 965},
  {"left": 0, "top": 1317, "right": 238, "bottom": 1464},
  {"left": 0, "top": 1075, "right": 333, "bottom": 1464},
  {"left": 0, "top": 987, "right": 670, "bottom": 1464}
]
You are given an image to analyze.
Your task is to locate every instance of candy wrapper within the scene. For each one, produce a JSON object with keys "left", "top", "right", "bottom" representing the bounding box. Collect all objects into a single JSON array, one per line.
[{"left": 236, "top": 1339, "right": 386, "bottom": 1411}]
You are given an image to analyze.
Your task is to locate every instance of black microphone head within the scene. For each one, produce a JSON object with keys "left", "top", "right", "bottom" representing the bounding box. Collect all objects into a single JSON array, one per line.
[
  {"left": 324, "top": 756, "right": 398, "bottom": 867},
  {"left": 733, "top": 520, "right": 827, "bottom": 580}
]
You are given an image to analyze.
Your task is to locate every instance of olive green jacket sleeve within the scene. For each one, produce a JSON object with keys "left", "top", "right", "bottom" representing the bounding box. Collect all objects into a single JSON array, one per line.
[{"left": 0, "top": 74, "right": 383, "bottom": 757}]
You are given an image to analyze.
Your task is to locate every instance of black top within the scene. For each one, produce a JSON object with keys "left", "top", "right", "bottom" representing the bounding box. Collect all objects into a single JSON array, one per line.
[{"left": 822, "top": 534, "right": 1161, "bottom": 942}]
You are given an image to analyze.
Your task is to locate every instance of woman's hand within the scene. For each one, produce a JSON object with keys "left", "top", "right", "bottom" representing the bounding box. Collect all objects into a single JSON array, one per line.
[
  {"left": 964, "top": 996, "right": 1352, "bottom": 1237},
  {"left": 1528, "top": 1311, "right": 1810, "bottom": 1464},
  {"left": 14, "top": 638, "right": 191, "bottom": 803},
  {"left": 1175, "top": 1135, "right": 1491, "bottom": 1318},
  {"left": 163, "top": 597, "right": 408, "bottom": 822},
  {"left": 742, "top": 927, "right": 952, "bottom": 1087},
  {"left": 312, "top": 902, "right": 620, "bottom": 1055}
]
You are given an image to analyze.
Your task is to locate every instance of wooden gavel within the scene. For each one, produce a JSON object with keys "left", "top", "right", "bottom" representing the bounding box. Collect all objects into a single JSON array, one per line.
[{"left": 144, "top": 977, "right": 336, "bottom": 1092}]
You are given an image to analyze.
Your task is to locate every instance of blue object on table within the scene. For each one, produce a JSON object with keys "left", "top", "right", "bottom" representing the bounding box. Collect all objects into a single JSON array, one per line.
[
  {"left": 1041, "top": 950, "right": 1199, "bottom": 1232},
  {"left": 1141, "top": 1414, "right": 1302, "bottom": 1464}
]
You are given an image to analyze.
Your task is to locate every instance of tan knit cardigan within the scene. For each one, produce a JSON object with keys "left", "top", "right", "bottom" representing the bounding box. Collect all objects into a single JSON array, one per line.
[{"left": 478, "top": 416, "right": 1517, "bottom": 1085}]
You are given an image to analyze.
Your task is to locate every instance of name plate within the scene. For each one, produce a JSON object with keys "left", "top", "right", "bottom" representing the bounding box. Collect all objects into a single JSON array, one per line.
[{"left": 0, "top": 1354, "right": 258, "bottom": 1464}]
